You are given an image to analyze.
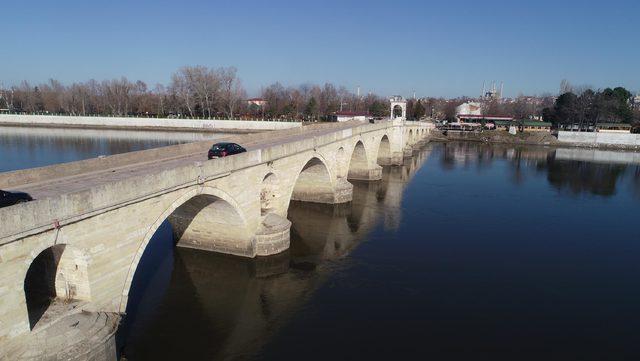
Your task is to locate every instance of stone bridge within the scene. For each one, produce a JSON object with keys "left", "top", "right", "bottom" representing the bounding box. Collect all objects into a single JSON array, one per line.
[
  {"left": 0, "top": 119, "right": 431, "bottom": 358},
  {"left": 133, "top": 150, "right": 431, "bottom": 360}
]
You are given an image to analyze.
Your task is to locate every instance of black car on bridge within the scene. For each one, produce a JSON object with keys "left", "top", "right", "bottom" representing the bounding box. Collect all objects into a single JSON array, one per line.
[
  {"left": 0, "top": 189, "right": 33, "bottom": 208},
  {"left": 208, "top": 142, "right": 247, "bottom": 159}
]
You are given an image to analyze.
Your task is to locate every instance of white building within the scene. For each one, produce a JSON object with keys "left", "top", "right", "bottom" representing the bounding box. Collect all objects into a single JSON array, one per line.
[
  {"left": 329, "top": 111, "right": 370, "bottom": 122},
  {"left": 246, "top": 98, "right": 267, "bottom": 108},
  {"left": 455, "top": 102, "right": 482, "bottom": 120}
]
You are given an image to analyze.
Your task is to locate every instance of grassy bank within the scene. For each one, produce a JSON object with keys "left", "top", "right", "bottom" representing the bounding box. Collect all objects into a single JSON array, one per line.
[
  {"left": 430, "top": 129, "right": 640, "bottom": 152},
  {"left": 430, "top": 130, "right": 559, "bottom": 146}
]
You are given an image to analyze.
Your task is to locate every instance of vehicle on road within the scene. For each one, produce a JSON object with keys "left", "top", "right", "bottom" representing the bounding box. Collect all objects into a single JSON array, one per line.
[
  {"left": 208, "top": 142, "right": 247, "bottom": 159},
  {"left": 0, "top": 189, "right": 33, "bottom": 208}
]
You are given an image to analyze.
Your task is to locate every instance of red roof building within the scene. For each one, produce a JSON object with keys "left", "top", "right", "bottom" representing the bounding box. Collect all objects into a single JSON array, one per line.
[{"left": 247, "top": 98, "right": 267, "bottom": 107}]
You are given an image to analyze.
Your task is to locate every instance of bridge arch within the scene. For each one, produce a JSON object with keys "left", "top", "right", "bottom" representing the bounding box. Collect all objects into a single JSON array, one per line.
[
  {"left": 392, "top": 105, "right": 404, "bottom": 118},
  {"left": 376, "top": 135, "right": 391, "bottom": 165},
  {"left": 119, "top": 186, "right": 249, "bottom": 312},
  {"left": 289, "top": 155, "right": 335, "bottom": 204},
  {"left": 347, "top": 141, "right": 371, "bottom": 180},
  {"left": 24, "top": 244, "right": 91, "bottom": 330}
]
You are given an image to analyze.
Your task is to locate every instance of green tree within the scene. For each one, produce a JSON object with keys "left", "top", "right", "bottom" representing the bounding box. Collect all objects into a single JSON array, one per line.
[
  {"left": 553, "top": 92, "right": 579, "bottom": 126},
  {"left": 304, "top": 97, "right": 317, "bottom": 120},
  {"left": 413, "top": 100, "right": 426, "bottom": 119},
  {"left": 282, "top": 102, "right": 295, "bottom": 117},
  {"left": 600, "top": 87, "right": 633, "bottom": 123},
  {"left": 542, "top": 107, "right": 557, "bottom": 123},
  {"left": 368, "top": 100, "right": 387, "bottom": 117},
  {"left": 612, "top": 87, "right": 632, "bottom": 103}
]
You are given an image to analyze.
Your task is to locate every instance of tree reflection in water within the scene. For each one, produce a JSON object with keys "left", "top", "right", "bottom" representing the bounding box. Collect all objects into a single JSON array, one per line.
[
  {"left": 434, "top": 141, "right": 640, "bottom": 197},
  {"left": 544, "top": 158, "right": 628, "bottom": 196}
]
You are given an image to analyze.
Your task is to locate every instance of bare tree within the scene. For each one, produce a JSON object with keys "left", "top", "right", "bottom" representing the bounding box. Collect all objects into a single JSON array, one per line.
[
  {"left": 219, "top": 67, "right": 244, "bottom": 118},
  {"left": 560, "top": 79, "right": 573, "bottom": 95},
  {"left": 170, "top": 69, "right": 195, "bottom": 117}
]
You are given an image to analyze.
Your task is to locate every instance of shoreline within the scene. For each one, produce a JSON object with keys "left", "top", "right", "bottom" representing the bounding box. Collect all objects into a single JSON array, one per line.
[
  {"left": 0, "top": 114, "right": 302, "bottom": 133},
  {"left": 429, "top": 130, "right": 640, "bottom": 153},
  {"left": 0, "top": 122, "right": 258, "bottom": 134}
]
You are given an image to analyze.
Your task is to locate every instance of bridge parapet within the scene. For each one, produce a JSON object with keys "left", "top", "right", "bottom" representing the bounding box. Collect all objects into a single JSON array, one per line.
[{"left": 0, "top": 120, "right": 430, "bottom": 244}]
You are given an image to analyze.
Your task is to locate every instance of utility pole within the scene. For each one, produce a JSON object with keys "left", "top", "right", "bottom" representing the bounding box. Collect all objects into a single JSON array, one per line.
[{"left": 339, "top": 97, "right": 348, "bottom": 112}]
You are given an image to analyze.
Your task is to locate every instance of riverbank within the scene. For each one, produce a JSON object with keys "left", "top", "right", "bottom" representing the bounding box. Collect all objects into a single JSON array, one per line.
[
  {"left": 430, "top": 129, "right": 640, "bottom": 152},
  {"left": 430, "top": 129, "right": 559, "bottom": 146},
  {"left": 0, "top": 114, "right": 301, "bottom": 133}
]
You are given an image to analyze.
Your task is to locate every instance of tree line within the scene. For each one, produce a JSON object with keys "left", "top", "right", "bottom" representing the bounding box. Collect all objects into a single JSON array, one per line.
[
  {"left": 256, "top": 82, "right": 389, "bottom": 120},
  {"left": 0, "top": 66, "right": 390, "bottom": 121},
  {"left": 542, "top": 86, "right": 640, "bottom": 128},
  {"left": 5, "top": 71, "right": 634, "bottom": 124}
]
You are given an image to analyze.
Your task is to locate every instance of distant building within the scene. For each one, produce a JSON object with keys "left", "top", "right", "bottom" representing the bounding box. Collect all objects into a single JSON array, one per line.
[
  {"left": 457, "top": 114, "right": 513, "bottom": 123},
  {"left": 329, "top": 111, "right": 370, "bottom": 122},
  {"left": 597, "top": 123, "right": 632, "bottom": 133},
  {"left": 495, "top": 120, "right": 552, "bottom": 132},
  {"left": 247, "top": 98, "right": 267, "bottom": 108},
  {"left": 481, "top": 81, "right": 504, "bottom": 100},
  {"left": 633, "top": 95, "right": 640, "bottom": 110},
  {"left": 455, "top": 102, "right": 482, "bottom": 120}
]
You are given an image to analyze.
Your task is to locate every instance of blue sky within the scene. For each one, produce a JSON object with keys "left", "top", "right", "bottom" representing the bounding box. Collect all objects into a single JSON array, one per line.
[{"left": 2, "top": 0, "right": 638, "bottom": 98}]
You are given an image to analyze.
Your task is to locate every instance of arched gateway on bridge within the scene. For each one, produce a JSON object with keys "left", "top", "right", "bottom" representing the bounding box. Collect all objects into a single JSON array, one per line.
[{"left": 390, "top": 96, "right": 407, "bottom": 120}]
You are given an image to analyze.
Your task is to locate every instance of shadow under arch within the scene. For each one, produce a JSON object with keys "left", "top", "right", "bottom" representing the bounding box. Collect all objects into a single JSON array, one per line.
[
  {"left": 119, "top": 186, "right": 249, "bottom": 313},
  {"left": 23, "top": 244, "right": 91, "bottom": 330}
]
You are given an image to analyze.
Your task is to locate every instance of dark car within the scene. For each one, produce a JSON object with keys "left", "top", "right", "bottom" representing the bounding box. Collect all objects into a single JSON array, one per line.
[
  {"left": 208, "top": 142, "right": 247, "bottom": 159},
  {"left": 0, "top": 189, "right": 33, "bottom": 208}
]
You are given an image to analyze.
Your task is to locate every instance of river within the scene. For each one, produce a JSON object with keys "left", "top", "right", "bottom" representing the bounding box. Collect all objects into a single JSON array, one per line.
[
  {"left": 117, "top": 141, "right": 640, "bottom": 360},
  {"left": 4, "top": 131, "right": 640, "bottom": 360},
  {"left": 0, "top": 126, "right": 231, "bottom": 172}
]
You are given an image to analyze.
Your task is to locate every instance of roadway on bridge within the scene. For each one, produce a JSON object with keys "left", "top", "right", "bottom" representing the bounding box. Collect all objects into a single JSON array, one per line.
[{"left": 5, "top": 122, "right": 361, "bottom": 200}]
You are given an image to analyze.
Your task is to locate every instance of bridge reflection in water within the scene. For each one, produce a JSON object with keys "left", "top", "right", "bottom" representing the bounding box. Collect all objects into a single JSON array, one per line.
[{"left": 116, "top": 148, "right": 429, "bottom": 360}]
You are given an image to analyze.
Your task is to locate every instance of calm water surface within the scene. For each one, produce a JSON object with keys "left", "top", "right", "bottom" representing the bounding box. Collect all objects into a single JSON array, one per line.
[
  {"left": 118, "top": 141, "right": 640, "bottom": 360},
  {"left": 0, "top": 126, "right": 230, "bottom": 172}
]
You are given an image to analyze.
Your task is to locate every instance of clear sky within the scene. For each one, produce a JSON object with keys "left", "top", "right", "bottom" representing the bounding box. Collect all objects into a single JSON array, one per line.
[{"left": 2, "top": 0, "right": 638, "bottom": 98}]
